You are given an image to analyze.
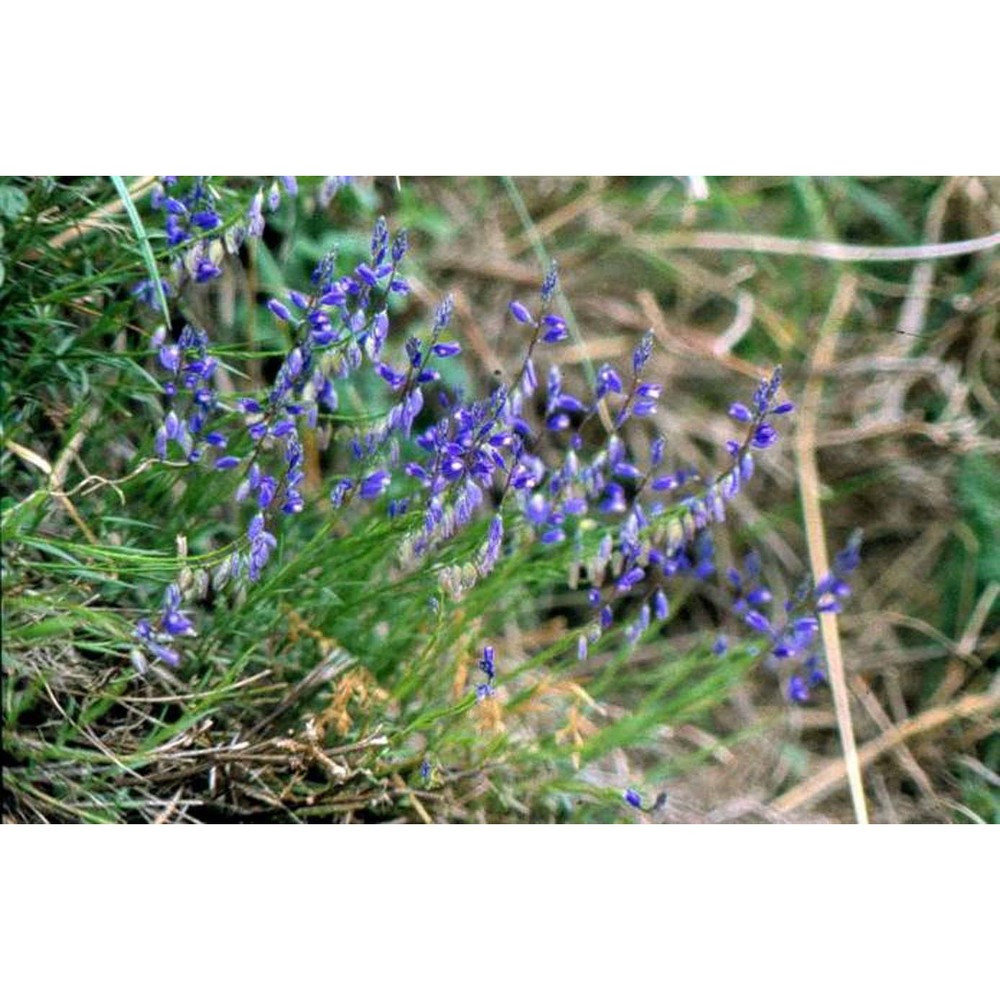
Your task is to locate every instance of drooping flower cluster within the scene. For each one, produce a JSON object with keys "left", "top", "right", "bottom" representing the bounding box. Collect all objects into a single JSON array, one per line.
[
  {"left": 134, "top": 176, "right": 325, "bottom": 302},
  {"left": 786, "top": 531, "right": 863, "bottom": 702},
  {"left": 135, "top": 200, "right": 416, "bottom": 665},
  {"left": 147, "top": 176, "right": 227, "bottom": 286},
  {"left": 510, "top": 357, "right": 798, "bottom": 657},
  {"left": 132, "top": 584, "right": 194, "bottom": 673},
  {"left": 148, "top": 323, "right": 224, "bottom": 465},
  {"left": 719, "top": 530, "right": 864, "bottom": 703}
]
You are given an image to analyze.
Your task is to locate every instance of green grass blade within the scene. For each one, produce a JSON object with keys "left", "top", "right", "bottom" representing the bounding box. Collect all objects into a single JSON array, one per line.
[{"left": 110, "top": 175, "right": 170, "bottom": 326}]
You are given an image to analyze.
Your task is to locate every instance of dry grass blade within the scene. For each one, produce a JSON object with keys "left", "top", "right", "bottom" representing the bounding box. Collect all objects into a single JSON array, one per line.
[
  {"left": 793, "top": 272, "right": 870, "bottom": 824},
  {"left": 640, "top": 229, "right": 1000, "bottom": 262},
  {"left": 847, "top": 675, "right": 936, "bottom": 803}
]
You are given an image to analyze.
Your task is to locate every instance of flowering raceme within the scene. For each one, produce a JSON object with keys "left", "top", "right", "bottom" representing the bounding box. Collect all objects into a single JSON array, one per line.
[{"left": 131, "top": 177, "right": 857, "bottom": 715}]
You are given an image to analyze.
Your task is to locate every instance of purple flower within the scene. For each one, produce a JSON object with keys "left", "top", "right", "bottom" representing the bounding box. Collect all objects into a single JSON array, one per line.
[
  {"left": 432, "top": 342, "right": 462, "bottom": 358},
  {"left": 793, "top": 616, "right": 819, "bottom": 638},
  {"left": 160, "top": 585, "right": 194, "bottom": 637},
  {"left": 360, "top": 469, "right": 391, "bottom": 500},
  {"left": 788, "top": 675, "right": 810, "bottom": 703},
  {"left": 143, "top": 637, "right": 180, "bottom": 669},
  {"left": 479, "top": 646, "right": 496, "bottom": 681},
  {"left": 164, "top": 410, "right": 181, "bottom": 440},
  {"left": 833, "top": 530, "right": 863, "bottom": 575},
  {"left": 376, "top": 363, "right": 406, "bottom": 390},
  {"left": 356, "top": 263, "right": 378, "bottom": 287},
  {"left": 268, "top": 299, "right": 293, "bottom": 322},
  {"left": 808, "top": 665, "right": 827, "bottom": 688},
  {"left": 270, "top": 420, "right": 296, "bottom": 438},
  {"left": 247, "top": 190, "right": 265, "bottom": 237},
  {"left": 194, "top": 259, "right": 222, "bottom": 284},
  {"left": 651, "top": 475, "right": 678, "bottom": 492},
  {"left": 654, "top": 590, "right": 669, "bottom": 621},
  {"left": 541, "top": 315, "right": 568, "bottom": 342},
  {"left": 478, "top": 515, "right": 504, "bottom": 568},
  {"left": 616, "top": 566, "right": 645, "bottom": 593},
  {"left": 330, "top": 478, "right": 353, "bottom": 508},
  {"left": 164, "top": 216, "right": 187, "bottom": 246},
  {"left": 132, "top": 278, "right": 172, "bottom": 309},
  {"left": 624, "top": 789, "right": 642, "bottom": 809},
  {"left": 613, "top": 462, "right": 642, "bottom": 480},
  {"left": 596, "top": 364, "right": 624, "bottom": 398},
  {"left": 745, "top": 610, "right": 772, "bottom": 633},
  {"left": 191, "top": 210, "right": 221, "bottom": 230},
  {"left": 751, "top": 423, "right": 778, "bottom": 449},
  {"left": 392, "top": 230, "right": 409, "bottom": 263},
  {"left": 433, "top": 295, "right": 454, "bottom": 333},
  {"left": 509, "top": 301, "right": 533, "bottom": 325},
  {"left": 554, "top": 393, "right": 586, "bottom": 414},
  {"left": 319, "top": 287, "right": 346, "bottom": 307}
]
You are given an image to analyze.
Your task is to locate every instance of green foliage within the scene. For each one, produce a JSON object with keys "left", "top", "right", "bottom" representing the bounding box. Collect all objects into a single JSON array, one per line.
[{"left": 957, "top": 451, "right": 1000, "bottom": 587}]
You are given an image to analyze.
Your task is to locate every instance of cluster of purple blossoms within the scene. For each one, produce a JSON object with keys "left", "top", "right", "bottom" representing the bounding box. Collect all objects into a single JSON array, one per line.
[
  {"left": 150, "top": 324, "right": 220, "bottom": 463},
  {"left": 131, "top": 192, "right": 859, "bottom": 725},
  {"left": 404, "top": 382, "right": 514, "bottom": 571},
  {"left": 147, "top": 176, "right": 226, "bottom": 285},
  {"left": 135, "top": 207, "right": 415, "bottom": 665},
  {"left": 135, "top": 176, "right": 307, "bottom": 303},
  {"left": 526, "top": 360, "right": 798, "bottom": 659},
  {"left": 223, "top": 216, "right": 413, "bottom": 574},
  {"left": 721, "top": 531, "right": 863, "bottom": 703},
  {"left": 786, "top": 531, "right": 863, "bottom": 702},
  {"left": 392, "top": 264, "right": 804, "bottom": 679},
  {"left": 133, "top": 584, "right": 194, "bottom": 672}
]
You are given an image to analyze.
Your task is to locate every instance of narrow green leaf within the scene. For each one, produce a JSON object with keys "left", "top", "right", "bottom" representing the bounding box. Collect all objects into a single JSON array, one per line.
[{"left": 110, "top": 175, "right": 171, "bottom": 327}]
